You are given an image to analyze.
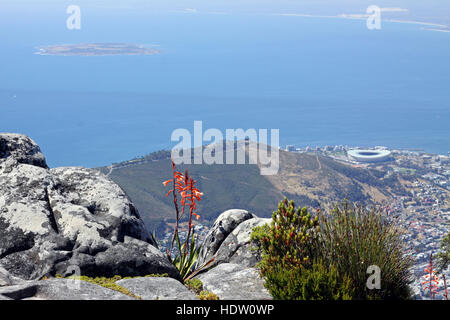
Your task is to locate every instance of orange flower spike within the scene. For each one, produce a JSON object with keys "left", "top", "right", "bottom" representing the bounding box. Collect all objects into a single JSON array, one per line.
[
  {"left": 174, "top": 172, "right": 183, "bottom": 179},
  {"left": 193, "top": 192, "right": 203, "bottom": 200},
  {"left": 163, "top": 179, "right": 172, "bottom": 187}
]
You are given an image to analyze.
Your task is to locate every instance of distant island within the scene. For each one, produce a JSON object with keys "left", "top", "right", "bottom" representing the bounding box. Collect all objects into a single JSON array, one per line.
[{"left": 35, "top": 43, "right": 160, "bottom": 56}]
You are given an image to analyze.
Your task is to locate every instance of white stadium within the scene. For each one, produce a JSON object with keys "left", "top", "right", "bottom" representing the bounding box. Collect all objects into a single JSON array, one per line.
[{"left": 348, "top": 149, "right": 392, "bottom": 163}]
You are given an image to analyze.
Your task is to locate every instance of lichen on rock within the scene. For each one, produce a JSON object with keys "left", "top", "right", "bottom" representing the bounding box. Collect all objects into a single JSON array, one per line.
[{"left": 0, "top": 133, "right": 179, "bottom": 282}]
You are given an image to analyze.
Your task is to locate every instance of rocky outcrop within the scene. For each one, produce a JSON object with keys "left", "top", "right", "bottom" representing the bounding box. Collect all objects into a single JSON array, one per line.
[
  {"left": 0, "top": 266, "right": 22, "bottom": 287},
  {"left": 195, "top": 209, "right": 273, "bottom": 300},
  {"left": 0, "top": 134, "right": 47, "bottom": 169},
  {"left": 116, "top": 277, "right": 198, "bottom": 300},
  {"left": 212, "top": 217, "right": 271, "bottom": 268},
  {"left": 196, "top": 263, "right": 272, "bottom": 300},
  {"left": 0, "top": 133, "right": 179, "bottom": 281},
  {"left": 0, "top": 277, "right": 199, "bottom": 300},
  {"left": 0, "top": 133, "right": 275, "bottom": 300},
  {"left": 196, "top": 209, "right": 257, "bottom": 268},
  {"left": 0, "top": 279, "right": 135, "bottom": 300},
  {"left": 197, "top": 209, "right": 270, "bottom": 269}
]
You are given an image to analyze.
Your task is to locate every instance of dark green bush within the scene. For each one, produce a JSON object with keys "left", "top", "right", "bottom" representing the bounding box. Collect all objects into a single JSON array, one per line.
[
  {"left": 257, "top": 198, "right": 320, "bottom": 274},
  {"left": 263, "top": 260, "right": 353, "bottom": 300},
  {"left": 317, "top": 201, "right": 413, "bottom": 300},
  {"left": 253, "top": 198, "right": 352, "bottom": 300},
  {"left": 252, "top": 198, "right": 413, "bottom": 300}
]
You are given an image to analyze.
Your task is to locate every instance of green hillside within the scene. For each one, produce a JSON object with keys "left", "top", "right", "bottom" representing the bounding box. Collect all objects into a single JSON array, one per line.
[
  {"left": 99, "top": 158, "right": 283, "bottom": 232},
  {"left": 97, "top": 146, "right": 410, "bottom": 235}
]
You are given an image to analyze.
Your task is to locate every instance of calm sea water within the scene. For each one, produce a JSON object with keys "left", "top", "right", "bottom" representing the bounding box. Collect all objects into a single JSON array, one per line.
[{"left": 1, "top": 7, "right": 449, "bottom": 167}]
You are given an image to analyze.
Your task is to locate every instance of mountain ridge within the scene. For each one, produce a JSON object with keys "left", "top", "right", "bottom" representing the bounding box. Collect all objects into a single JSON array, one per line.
[{"left": 97, "top": 143, "right": 412, "bottom": 234}]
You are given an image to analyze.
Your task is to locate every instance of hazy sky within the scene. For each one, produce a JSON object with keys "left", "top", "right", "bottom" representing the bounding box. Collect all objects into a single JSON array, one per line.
[
  {"left": 1, "top": 0, "right": 449, "bottom": 12},
  {"left": 1, "top": 1, "right": 449, "bottom": 24}
]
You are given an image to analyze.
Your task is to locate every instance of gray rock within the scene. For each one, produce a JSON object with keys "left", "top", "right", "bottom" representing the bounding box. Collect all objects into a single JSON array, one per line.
[
  {"left": 116, "top": 277, "right": 198, "bottom": 300},
  {"left": 0, "top": 133, "right": 179, "bottom": 281},
  {"left": 201, "top": 216, "right": 271, "bottom": 269},
  {"left": 91, "top": 237, "right": 176, "bottom": 278},
  {"left": 33, "top": 279, "right": 135, "bottom": 300},
  {"left": 0, "top": 133, "right": 47, "bottom": 168},
  {"left": 196, "top": 209, "right": 256, "bottom": 268},
  {"left": 194, "top": 213, "right": 273, "bottom": 300},
  {"left": 196, "top": 263, "right": 272, "bottom": 300},
  {"left": 0, "top": 279, "right": 134, "bottom": 300},
  {"left": 0, "top": 266, "right": 24, "bottom": 287},
  {"left": 0, "top": 282, "right": 38, "bottom": 300},
  {"left": 214, "top": 217, "right": 271, "bottom": 267}
]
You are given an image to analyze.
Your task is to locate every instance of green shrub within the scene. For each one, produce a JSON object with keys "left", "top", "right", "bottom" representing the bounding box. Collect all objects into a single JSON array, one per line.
[
  {"left": 252, "top": 198, "right": 412, "bottom": 300},
  {"left": 249, "top": 223, "right": 270, "bottom": 259},
  {"left": 317, "top": 201, "right": 413, "bottom": 300},
  {"left": 257, "top": 198, "right": 320, "bottom": 275},
  {"left": 264, "top": 260, "right": 353, "bottom": 300},
  {"left": 253, "top": 198, "right": 352, "bottom": 300},
  {"left": 249, "top": 224, "right": 270, "bottom": 244}
]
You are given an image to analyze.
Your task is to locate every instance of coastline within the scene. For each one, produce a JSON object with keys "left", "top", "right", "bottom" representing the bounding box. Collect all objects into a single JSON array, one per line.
[{"left": 276, "top": 13, "right": 449, "bottom": 31}]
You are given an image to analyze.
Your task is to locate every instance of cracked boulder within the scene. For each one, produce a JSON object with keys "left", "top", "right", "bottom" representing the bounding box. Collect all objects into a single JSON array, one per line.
[
  {"left": 211, "top": 217, "right": 271, "bottom": 268},
  {"left": 196, "top": 209, "right": 256, "bottom": 269},
  {"left": 196, "top": 209, "right": 271, "bottom": 269},
  {"left": 0, "top": 133, "right": 179, "bottom": 281}
]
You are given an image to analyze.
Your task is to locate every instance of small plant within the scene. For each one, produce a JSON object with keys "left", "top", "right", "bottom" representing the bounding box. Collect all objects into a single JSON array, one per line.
[
  {"left": 185, "top": 278, "right": 203, "bottom": 295},
  {"left": 249, "top": 223, "right": 270, "bottom": 259},
  {"left": 422, "top": 253, "right": 440, "bottom": 300},
  {"left": 250, "top": 224, "right": 270, "bottom": 244},
  {"left": 162, "top": 160, "right": 214, "bottom": 282},
  {"left": 198, "top": 290, "right": 219, "bottom": 300}
]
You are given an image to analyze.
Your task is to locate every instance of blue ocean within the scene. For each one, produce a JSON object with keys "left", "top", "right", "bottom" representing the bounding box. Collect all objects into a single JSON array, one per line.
[{"left": 1, "top": 4, "right": 449, "bottom": 167}]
